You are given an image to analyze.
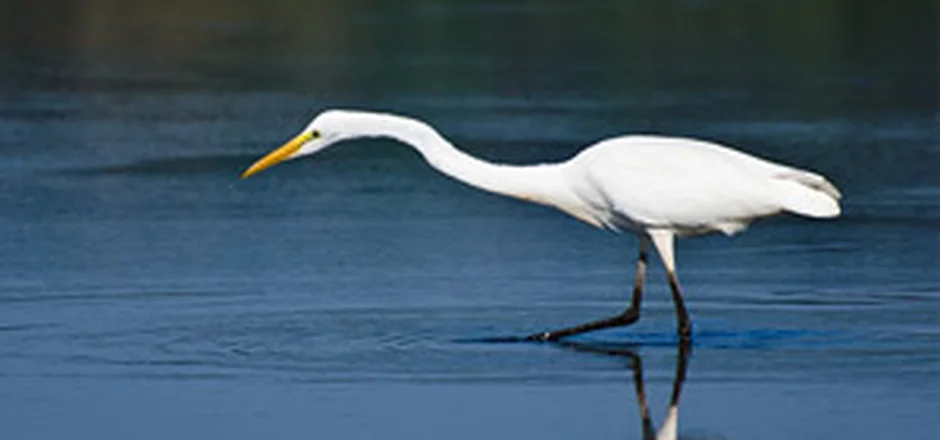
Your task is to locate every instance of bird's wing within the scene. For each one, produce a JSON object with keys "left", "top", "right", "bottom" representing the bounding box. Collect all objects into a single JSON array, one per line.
[{"left": 572, "top": 136, "right": 796, "bottom": 234}]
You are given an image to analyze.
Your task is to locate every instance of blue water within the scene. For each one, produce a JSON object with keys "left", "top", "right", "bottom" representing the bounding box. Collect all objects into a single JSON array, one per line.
[{"left": 1, "top": 1, "right": 938, "bottom": 439}]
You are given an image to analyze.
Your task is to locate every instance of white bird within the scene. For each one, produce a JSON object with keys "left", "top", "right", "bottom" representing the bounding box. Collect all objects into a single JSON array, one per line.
[{"left": 242, "top": 110, "right": 841, "bottom": 343}]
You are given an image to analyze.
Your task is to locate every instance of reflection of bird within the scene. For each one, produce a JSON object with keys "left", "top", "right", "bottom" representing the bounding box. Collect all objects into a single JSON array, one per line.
[
  {"left": 560, "top": 340, "right": 692, "bottom": 440},
  {"left": 630, "top": 344, "right": 690, "bottom": 440},
  {"left": 242, "top": 110, "right": 841, "bottom": 343}
]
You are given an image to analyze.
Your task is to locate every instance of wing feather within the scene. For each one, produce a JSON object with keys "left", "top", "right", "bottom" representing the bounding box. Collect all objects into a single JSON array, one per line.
[{"left": 569, "top": 136, "right": 838, "bottom": 234}]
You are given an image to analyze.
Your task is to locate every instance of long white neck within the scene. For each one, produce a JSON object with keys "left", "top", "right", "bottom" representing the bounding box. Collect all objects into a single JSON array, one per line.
[{"left": 353, "top": 112, "right": 568, "bottom": 206}]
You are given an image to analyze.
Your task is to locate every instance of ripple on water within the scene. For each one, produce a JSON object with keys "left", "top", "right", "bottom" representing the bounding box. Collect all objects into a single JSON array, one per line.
[{"left": 3, "top": 279, "right": 937, "bottom": 385}]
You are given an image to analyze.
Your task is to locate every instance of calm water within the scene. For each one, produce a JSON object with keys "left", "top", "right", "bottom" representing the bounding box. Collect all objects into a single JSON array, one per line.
[{"left": 1, "top": 1, "right": 938, "bottom": 439}]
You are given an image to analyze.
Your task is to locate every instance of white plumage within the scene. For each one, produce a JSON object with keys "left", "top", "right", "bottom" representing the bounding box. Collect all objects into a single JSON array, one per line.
[
  {"left": 242, "top": 109, "right": 842, "bottom": 343},
  {"left": 565, "top": 134, "right": 840, "bottom": 235}
]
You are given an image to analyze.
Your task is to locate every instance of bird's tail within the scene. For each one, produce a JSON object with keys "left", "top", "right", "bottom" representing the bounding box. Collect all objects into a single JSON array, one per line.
[{"left": 773, "top": 171, "right": 842, "bottom": 218}]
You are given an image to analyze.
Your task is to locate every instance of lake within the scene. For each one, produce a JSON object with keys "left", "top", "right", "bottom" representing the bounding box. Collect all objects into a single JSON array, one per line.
[{"left": 1, "top": 1, "right": 938, "bottom": 439}]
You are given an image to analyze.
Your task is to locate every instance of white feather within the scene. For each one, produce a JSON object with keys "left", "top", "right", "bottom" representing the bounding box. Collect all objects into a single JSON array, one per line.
[{"left": 564, "top": 135, "right": 841, "bottom": 234}]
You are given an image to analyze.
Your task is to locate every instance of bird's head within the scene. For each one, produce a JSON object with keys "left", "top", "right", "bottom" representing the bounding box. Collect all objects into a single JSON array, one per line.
[{"left": 240, "top": 109, "right": 373, "bottom": 179}]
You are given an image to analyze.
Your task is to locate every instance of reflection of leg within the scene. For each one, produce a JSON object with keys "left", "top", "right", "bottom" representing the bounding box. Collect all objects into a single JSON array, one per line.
[
  {"left": 626, "top": 351, "right": 657, "bottom": 440},
  {"left": 671, "top": 340, "right": 692, "bottom": 407},
  {"left": 554, "top": 340, "right": 692, "bottom": 440},
  {"left": 526, "top": 237, "right": 650, "bottom": 342},
  {"left": 648, "top": 230, "right": 693, "bottom": 343},
  {"left": 658, "top": 340, "right": 693, "bottom": 440},
  {"left": 552, "top": 342, "right": 656, "bottom": 438}
]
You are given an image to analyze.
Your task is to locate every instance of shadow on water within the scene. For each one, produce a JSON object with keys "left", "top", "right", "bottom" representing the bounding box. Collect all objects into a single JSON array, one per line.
[{"left": 458, "top": 325, "right": 836, "bottom": 350}]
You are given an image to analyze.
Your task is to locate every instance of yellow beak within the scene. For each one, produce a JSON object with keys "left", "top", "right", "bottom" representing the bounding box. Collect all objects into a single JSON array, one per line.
[{"left": 241, "top": 132, "right": 313, "bottom": 179}]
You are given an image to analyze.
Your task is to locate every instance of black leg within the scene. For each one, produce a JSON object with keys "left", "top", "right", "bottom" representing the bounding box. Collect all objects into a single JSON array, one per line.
[
  {"left": 646, "top": 230, "right": 693, "bottom": 344},
  {"left": 526, "top": 249, "right": 648, "bottom": 342},
  {"left": 667, "top": 271, "right": 692, "bottom": 343}
]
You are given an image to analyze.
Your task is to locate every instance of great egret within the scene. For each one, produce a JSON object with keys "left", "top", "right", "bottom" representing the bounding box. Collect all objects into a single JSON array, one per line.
[{"left": 242, "top": 110, "right": 841, "bottom": 343}]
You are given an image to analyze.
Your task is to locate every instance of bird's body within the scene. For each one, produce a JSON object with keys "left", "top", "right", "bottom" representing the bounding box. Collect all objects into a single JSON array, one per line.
[
  {"left": 242, "top": 110, "right": 841, "bottom": 342},
  {"left": 558, "top": 134, "right": 841, "bottom": 235}
]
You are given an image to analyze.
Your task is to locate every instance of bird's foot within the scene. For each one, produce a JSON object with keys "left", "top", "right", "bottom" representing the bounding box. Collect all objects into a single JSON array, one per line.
[
  {"left": 524, "top": 309, "right": 641, "bottom": 343},
  {"left": 524, "top": 331, "right": 557, "bottom": 342}
]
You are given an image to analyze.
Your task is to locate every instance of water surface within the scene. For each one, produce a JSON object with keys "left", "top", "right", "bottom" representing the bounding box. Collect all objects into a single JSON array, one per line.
[{"left": 1, "top": 1, "right": 938, "bottom": 439}]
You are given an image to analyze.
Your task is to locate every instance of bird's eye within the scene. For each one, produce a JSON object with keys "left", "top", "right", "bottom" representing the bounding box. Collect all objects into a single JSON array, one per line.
[{"left": 310, "top": 130, "right": 321, "bottom": 139}]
